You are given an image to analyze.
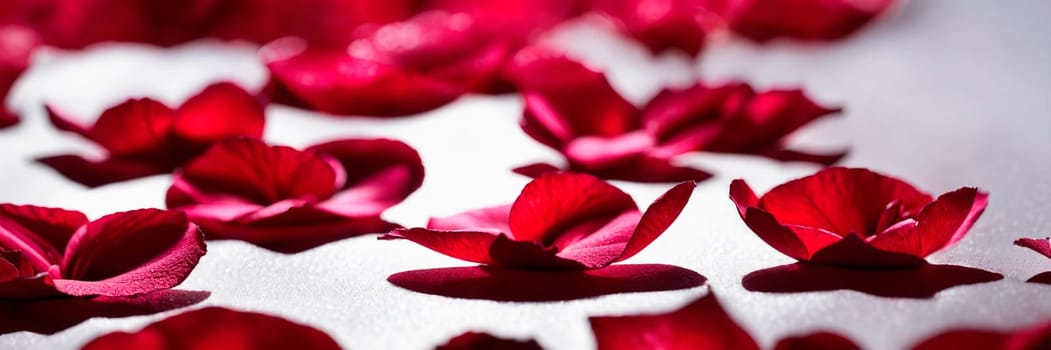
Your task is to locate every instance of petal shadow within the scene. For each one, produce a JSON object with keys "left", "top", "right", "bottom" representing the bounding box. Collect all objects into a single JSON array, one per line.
[
  {"left": 388, "top": 264, "right": 706, "bottom": 302},
  {"left": 742, "top": 263, "right": 1003, "bottom": 298},
  {"left": 1027, "top": 271, "right": 1051, "bottom": 284},
  {"left": 0, "top": 289, "right": 210, "bottom": 335}
]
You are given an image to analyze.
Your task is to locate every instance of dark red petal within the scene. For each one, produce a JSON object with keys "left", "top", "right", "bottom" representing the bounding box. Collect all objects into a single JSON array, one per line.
[
  {"left": 0, "top": 108, "right": 17, "bottom": 129},
  {"left": 80, "top": 307, "right": 341, "bottom": 350},
  {"left": 512, "top": 162, "right": 563, "bottom": 178},
  {"left": 428, "top": 205, "right": 512, "bottom": 233},
  {"left": 910, "top": 321, "right": 1050, "bottom": 350},
  {"left": 44, "top": 104, "right": 94, "bottom": 139},
  {"left": 489, "top": 234, "right": 588, "bottom": 270},
  {"left": 381, "top": 228, "right": 500, "bottom": 265},
  {"left": 306, "top": 138, "right": 424, "bottom": 217},
  {"left": 0, "top": 204, "right": 87, "bottom": 260},
  {"left": 177, "top": 138, "right": 338, "bottom": 205},
  {"left": 589, "top": 292, "right": 760, "bottom": 350},
  {"left": 869, "top": 188, "right": 988, "bottom": 257},
  {"left": 0, "top": 26, "right": 40, "bottom": 124},
  {"left": 774, "top": 332, "right": 861, "bottom": 350},
  {"left": 509, "top": 49, "right": 640, "bottom": 148},
  {"left": 641, "top": 82, "right": 750, "bottom": 147},
  {"left": 422, "top": 0, "right": 582, "bottom": 40},
  {"left": 55, "top": 209, "right": 205, "bottom": 297},
  {"left": 1015, "top": 237, "right": 1051, "bottom": 259},
  {"left": 437, "top": 331, "right": 544, "bottom": 350},
  {"left": 615, "top": 181, "right": 695, "bottom": 261},
  {"left": 171, "top": 82, "right": 265, "bottom": 146},
  {"left": 209, "top": 0, "right": 413, "bottom": 47},
  {"left": 194, "top": 214, "right": 396, "bottom": 254},
  {"left": 263, "top": 39, "right": 464, "bottom": 117},
  {"left": 88, "top": 98, "right": 175, "bottom": 157},
  {"left": 593, "top": 0, "right": 711, "bottom": 56},
  {"left": 758, "top": 148, "right": 848, "bottom": 166},
  {"left": 0, "top": 289, "right": 209, "bottom": 335},
  {"left": 509, "top": 173, "right": 637, "bottom": 243},
  {"left": 36, "top": 155, "right": 171, "bottom": 188},
  {"left": 586, "top": 156, "right": 713, "bottom": 183},
  {"left": 714, "top": 0, "right": 896, "bottom": 42},
  {"left": 809, "top": 233, "right": 927, "bottom": 268},
  {"left": 758, "top": 167, "right": 933, "bottom": 237}
]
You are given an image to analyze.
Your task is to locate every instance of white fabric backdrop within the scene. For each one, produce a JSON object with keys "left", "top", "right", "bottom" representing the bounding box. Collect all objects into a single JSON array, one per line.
[{"left": 1, "top": 1, "right": 1049, "bottom": 349}]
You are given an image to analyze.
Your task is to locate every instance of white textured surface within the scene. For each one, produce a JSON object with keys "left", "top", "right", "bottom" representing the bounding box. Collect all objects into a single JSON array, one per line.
[{"left": 1, "top": 1, "right": 1049, "bottom": 349}]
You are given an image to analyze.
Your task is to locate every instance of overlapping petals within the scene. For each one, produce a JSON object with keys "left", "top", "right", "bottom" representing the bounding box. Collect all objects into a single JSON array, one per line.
[
  {"left": 0, "top": 204, "right": 205, "bottom": 299},
  {"left": 167, "top": 137, "right": 424, "bottom": 253},
  {"left": 909, "top": 321, "right": 1050, "bottom": 350},
  {"left": 38, "top": 82, "right": 265, "bottom": 187},
  {"left": 730, "top": 167, "right": 989, "bottom": 268},
  {"left": 509, "top": 50, "right": 843, "bottom": 182},
  {"left": 705, "top": 0, "right": 897, "bottom": 42},
  {"left": 383, "top": 172, "right": 694, "bottom": 270},
  {"left": 80, "top": 307, "right": 342, "bottom": 350},
  {"left": 436, "top": 332, "right": 544, "bottom": 350},
  {"left": 0, "top": 24, "right": 40, "bottom": 129},
  {"left": 592, "top": 0, "right": 716, "bottom": 57}
]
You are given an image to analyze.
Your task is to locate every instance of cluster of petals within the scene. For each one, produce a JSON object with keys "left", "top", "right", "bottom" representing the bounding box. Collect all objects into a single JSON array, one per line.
[
  {"left": 730, "top": 167, "right": 989, "bottom": 268},
  {"left": 80, "top": 307, "right": 341, "bottom": 350},
  {"left": 166, "top": 137, "right": 424, "bottom": 253},
  {"left": 0, "top": 204, "right": 205, "bottom": 299},
  {"left": 383, "top": 172, "right": 694, "bottom": 270},
  {"left": 38, "top": 82, "right": 265, "bottom": 187},
  {"left": 508, "top": 49, "right": 844, "bottom": 183}
]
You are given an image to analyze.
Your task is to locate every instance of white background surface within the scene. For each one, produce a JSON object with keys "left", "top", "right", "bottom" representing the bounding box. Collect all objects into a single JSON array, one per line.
[{"left": 1, "top": 1, "right": 1049, "bottom": 349}]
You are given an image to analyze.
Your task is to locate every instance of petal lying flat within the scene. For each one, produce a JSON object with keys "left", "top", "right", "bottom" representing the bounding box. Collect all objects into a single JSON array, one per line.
[
  {"left": 36, "top": 155, "right": 171, "bottom": 188},
  {"left": 177, "top": 138, "right": 338, "bottom": 205},
  {"left": 509, "top": 173, "right": 636, "bottom": 243},
  {"left": 758, "top": 148, "right": 849, "bottom": 166},
  {"left": 615, "top": 181, "right": 695, "bottom": 261},
  {"left": 307, "top": 138, "right": 424, "bottom": 217},
  {"left": 264, "top": 40, "right": 464, "bottom": 117},
  {"left": 196, "top": 215, "right": 396, "bottom": 254},
  {"left": 593, "top": 0, "right": 710, "bottom": 56},
  {"left": 713, "top": 0, "right": 896, "bottom": 42},
  {"left": 809, "top": 233, "right": 927, "bottom": 268},
  {"left": 758, "top": 167, "right": 933, "bottom": 237},
  {"left": 171, "top": 82, "right": 265, "bottom": 147},
  {"left": 589, "top": 292, "right": 759, "bottom": 350},
  {"left": 87, "top": 98, "right": 175, "bottom": 157},
  {"left": 80, "top": 307, "right": 341, "bottom": 350},
  {"left": 382, "top": 228, "right": 500, "bottom": 265},
  {"left": 587, "top": 156, "right": 713, "bottom": 183},
  {"left": 512, "top": 162, "right": 563, "bottom": 178},
  {"left": 909, "top": 321, "right": 1050, "bottom": 350},
  {"left": 1015, "top": 237, "right": 1051, "bottom": 259},
  {"left": 437, "top": 331, "right": 544, "bottom": 350},
  {"left": 428, "top": 205, "right": 512, "bottom": 233},
  {"left": 773, "top": 332, "right": 861, "bottom": 350},
  {"left": 55, "top": 209, "right": 204, "bottom": 297},
  {"left": 868, "top": 188, "right": 988, "bottom": 257}
]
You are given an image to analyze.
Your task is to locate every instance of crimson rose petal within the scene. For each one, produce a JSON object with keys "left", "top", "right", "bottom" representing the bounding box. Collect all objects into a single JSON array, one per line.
[
  {"left": 592, "top": 0, "right": 713, "bottom": 56},
  {"left": 80, "top": 307, "right": 342, "bottom": 350},
  {"left": 588, "top": 292, "right": 760, "bottom": 350},
  {"left": 384, "top": 173, "right": 694, "bottom": 270},
  {"left": 0, "top": 25, "right": 39, "bottom": 129},
  {"left": 730, "top": 167, "right": 989, "bottom": 268},
  {"left": 437, "top": 331, "right": 544, "bottom": 350},
  {"left": 909, "top": 321, "right": 1050, "bottom": 350},
  {"left": 1015, "top": 237, "right": 1051, "bottom": 259},
  {"left": 709, "top": 0, "right": 897, "bottom": 42},
  {"left": 168, "top": 138, "right": 422, "bottom": 253},
  {"left": 773, "top": 332, "right": 861, "bottom": 350}
]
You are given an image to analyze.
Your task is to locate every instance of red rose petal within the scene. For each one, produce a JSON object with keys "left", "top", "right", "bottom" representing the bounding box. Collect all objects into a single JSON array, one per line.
[
  {"left": 758, "top": 167, "right": 933, "bottom": 237},
  {"left": 382, "top": 228, "right": 501, "bottom": 265},
  {"left": 563, "top": 132, "right": 656, "bottom": 171},
  {"left": 1, "top": 289, "right": 209, "bottom": 335},
  {"left": 868, "top": 187, "right": 988, "bottom": 257},
  {"left": 177, "top": 138, "right": 339, "bottom": 205},
  {"left": 196, "top": 215, "right": 397, "bottom": 254},
  {"left": 86, "top": 99, "right": 175, "bottom": 157},
  {"left": 909, "top": 321, "right": 1051, "bottom": 350},
  {"left": 80, "top": 306, "right": 341, "bottom": 350},
  {"left": 616, "top": 181, "right": 695, "bottom": 261},
  {"left": 307, "top": 138, "right": 424, "bottom": 217},
  {"left": 209, "top": 0, "right": 413, "bottom": 47},
  {"left": 586, "top": 156, "right": 713, "bottom": 183},
  {"left": 54, "top": 209, "right": 204, "bottom": 297},
  {"left": 1, "top": 26, "right": 41, "bottom": 129},
  {"left": 0, "top": 109, "right": 16, "bottom": 129},
  {"left": 713, "top": 0, "right": 896, "bottom": 42},
  {"left": 36, "top": 155, "right": 172, "bottom": 188},
  {"left": 593, "top": 0, "right": 711, "bottom": 56},
  {"left": 702, "top": 89, "right": 843, "bottom": 159},
  {"left": 808, "top": 233, "right": 927, "bottom": 268},
  {"left": 774, "top": 332, "right": 861, "bottom": 350},
  {"left": 508, "top": 173, "right": 637, "bottom": 243},
  {"left": 0, "top": 204, "right": 87, "bottom": 260},
  {"left": 1015, "top": 237, "right": 1051, "bottom": 259},
  {"left": 437, "top": 331, "right": 544, "bottom": 350},
  {"left": 730, "top": 179, "right": 837, "bottom": 261},
  {"left": 427, "top": 205, "right": 512, "bottom": 233},
  {"left": 490, "top": 234, "right": 586, "bottom": 270},
  {"left": 263, "top": 39, "right": 465, "bottom": 117},
  {"left": 589, "top": 292, "right": 760, "bottom": 350},
  {"left": 512, "top": 163, "right": 563, "bottom": 178},
  {"left": 171, "top": 82, "right": 265, "bottom": 146}
]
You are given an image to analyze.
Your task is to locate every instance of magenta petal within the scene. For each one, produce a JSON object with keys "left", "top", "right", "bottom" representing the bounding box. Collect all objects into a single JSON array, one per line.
[
  {"left": 55, "top": 209, "right": 205, "bottom": 297},
  {"left": 615, "top": 181, "right": 695, "bottom": 262},
  {"left": 382, "top": 228, "right": 500, "bottom": 265},
  {"left": 0, "top": 204, "right": 87, "bottom": 260},
  {"left": 428, "top": 205, "right": 512, "bottom": 233},
  {"left": 588, "top": 292, "right": 760, "bottom": 350},
  {"left": 36, "top": 155, "right": 171, "bottom": 188},
  {"left": 197, "top": 215, "right": 396, "bottom": 254},
  {"left": 1015, "top": 237, "right": 1051, "bottom": 259}
]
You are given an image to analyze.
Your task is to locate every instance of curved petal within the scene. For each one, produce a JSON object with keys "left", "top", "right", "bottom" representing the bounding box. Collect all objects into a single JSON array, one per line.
[
  {"left": 0, "top": 204, "right": 87, "bottom": 259},
  {"left": 593, "top": 0, "right": 710, "bottom": 56},
  {"left": 55, "top": 209, "right": 205, "bottom": 297},
  {"left": 809, "top": 233, "right": 927, "bottom": 268},
  {"left": 588, "top": 292, "right": 760, "bottom": 350},
  {"left": 718, "top": 0, "right": 896, "bottom": 42},
  {"left": 44, "top": 104, "right": 93, "bottom": 139},
  {"left": 88, "top": 98, "right": 175, "bottom": 157},
  {"left": 1015, "top": 237, "right": 1051, "bottom": 259},
  {"left": 509, "top": 173, "right": 636, "bottom": 243},
  {"left": 427, "top": 205, "right": 511, "bottom": 233},
  {"left": 641, "top": 82, "right": 749, "bottom": 144},
  {"left": 263, "top": 39, "right": 464, "bottom": 117},
  {"left": 586, "top": 156, "right": 713, "bottom": 183},
  {"left": 381, "top": 228, "right": 500, "bottom": 265},
  {"left": 81, "top": 307, "right": 341, "bottom": 350},
  {"left": 36, "top": 155, "right": 171, "bottom": 188},
  {"left": 774, "top": 332, "right": 861, "bottom": 350},
  {"left": 563, "top": 132, "right": 655, "bottom": 171},
  {"left": 307, "top": 138, "right": 424, "bottom": 217},
  {"left": 165, "top": 174, "right": 263, "bottom": 220},
  {"left": 702, "top": 89, "right": 843, "bottom": 161},
  {"left": 731, "top": 179, "right": 840, "bottom": 261},
  {"left": 868, "top": 188, "right": 987, "bottom": 257},
  {"left": 437, "top": 331, "right": 543, "bottom": 350},
  {"left": 512, "top": 162, "right": 563, "bottom": 178},
  {"left": 0, "top": 108, "right": 18, "bottom": 129},
  {"left": 178, "top": 138, "right": 338, "bottom": 205},
  {"left": 758, "top": 167, "right": 933, "bottom": 237},
  {"left": 171, "top": 82, "right": 265, "bottom": 146},
  {"left": 198, "top": 215, "right": 396, "bottom": 254},
  {"left": 614, "top": 181, "right": 695, "bottom": 262}
]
